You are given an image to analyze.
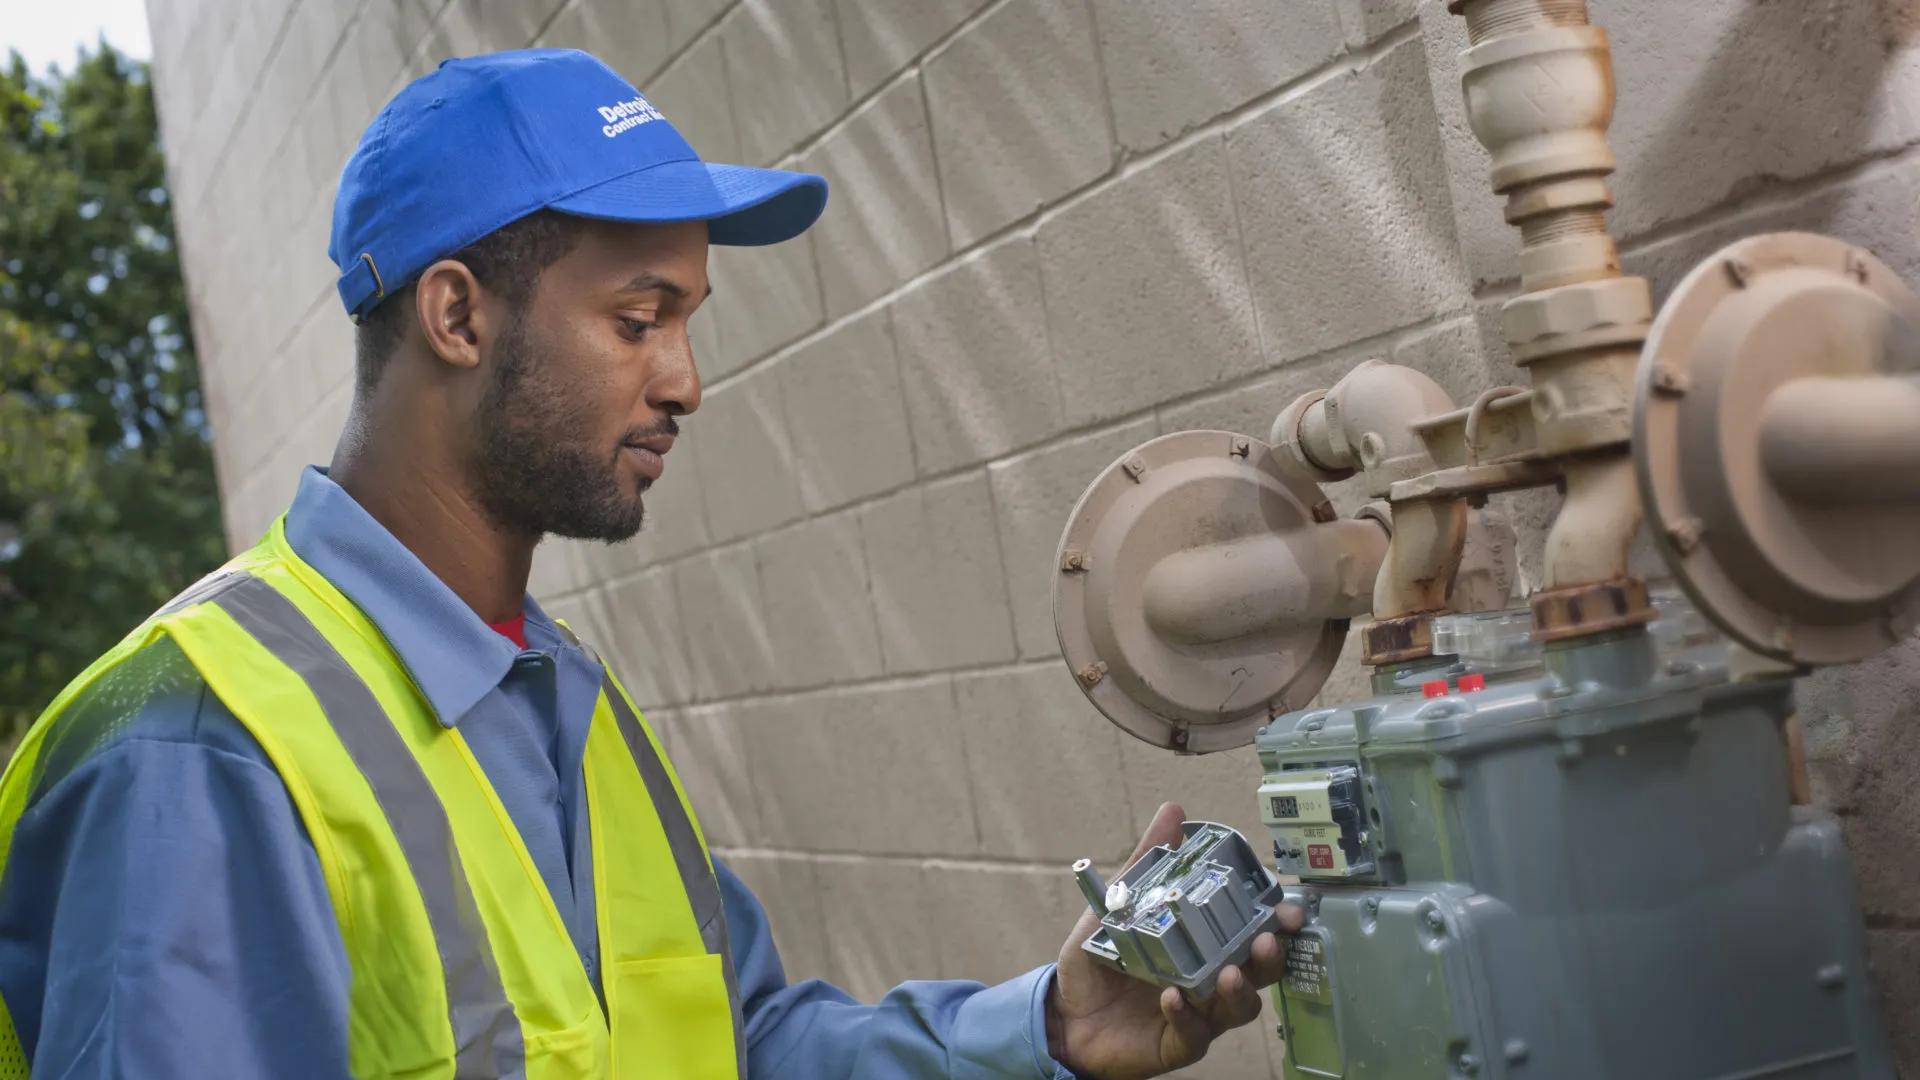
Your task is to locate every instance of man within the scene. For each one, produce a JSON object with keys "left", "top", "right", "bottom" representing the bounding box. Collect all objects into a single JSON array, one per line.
[{"left": 0, "top": 49, "right": 1299, "bottom": 1078}]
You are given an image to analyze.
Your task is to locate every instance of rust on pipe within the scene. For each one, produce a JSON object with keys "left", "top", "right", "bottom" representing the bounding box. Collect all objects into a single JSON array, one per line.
[
  {"left": 1783, "top": 714, "right": 1813, "bottom": 807},
  {"left": 1531, "top": 578, "right": 1654, "bottom": 643},
  {"left": 1372, "top": 498, "right": 1468, "bottom": 620},
  {"left": 1362, "top": 613, "right": 1440, "bottom": 667},
  {"left": 1542, "top": 455, "right": 1642, "bottom": 589}
]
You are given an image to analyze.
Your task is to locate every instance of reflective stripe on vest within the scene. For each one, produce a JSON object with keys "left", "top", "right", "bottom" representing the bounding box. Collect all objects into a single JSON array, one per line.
[
  {"left": 556, "top": 617, "right": 748, "bottom": 1076},
  {"left": 211, "top": 573, "right": 525, "bottom": 1077},
  {"left": 603, "top": 685, "right": 745, "bottom": 1071}
]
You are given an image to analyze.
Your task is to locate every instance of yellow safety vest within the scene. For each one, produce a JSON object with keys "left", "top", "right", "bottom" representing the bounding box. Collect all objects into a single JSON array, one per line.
[{"left": 0, "top": 519, "right": 742, "bottom": 1079}]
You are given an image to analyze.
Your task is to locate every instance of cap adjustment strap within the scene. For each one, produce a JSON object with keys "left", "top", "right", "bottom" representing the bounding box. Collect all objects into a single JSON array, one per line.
[{"left": 340, "top": 251, "right": 387, "bottom": 324}]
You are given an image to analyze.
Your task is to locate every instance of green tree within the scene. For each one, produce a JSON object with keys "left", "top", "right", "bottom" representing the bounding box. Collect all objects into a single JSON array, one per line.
[{"left": 1, "top": 43, "right": 224, "bottom": 750}]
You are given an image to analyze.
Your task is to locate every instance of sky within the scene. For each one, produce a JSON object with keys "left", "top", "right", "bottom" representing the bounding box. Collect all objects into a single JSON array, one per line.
[{"left": 2, "top": 0, "right": 152, "bottom": 75}]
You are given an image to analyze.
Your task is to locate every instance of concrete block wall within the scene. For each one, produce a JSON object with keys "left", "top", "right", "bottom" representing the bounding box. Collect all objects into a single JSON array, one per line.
[{"left": 145, "top": 0, "right": 1920, "bottom": 1073}]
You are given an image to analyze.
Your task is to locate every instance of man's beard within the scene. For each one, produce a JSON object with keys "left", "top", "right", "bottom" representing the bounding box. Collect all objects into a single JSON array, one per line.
[{"left": 471, "top": 313, "right": 655, "bottom": 543}]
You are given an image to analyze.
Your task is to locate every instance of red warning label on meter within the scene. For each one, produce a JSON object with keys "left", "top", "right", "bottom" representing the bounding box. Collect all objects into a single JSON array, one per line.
[{"left": 1308, "top": 844, "right": 1334, "bottom": 869}]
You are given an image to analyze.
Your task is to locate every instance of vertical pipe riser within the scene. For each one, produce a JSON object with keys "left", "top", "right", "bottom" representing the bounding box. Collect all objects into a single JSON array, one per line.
[{"left": 1452, "top": 0, "right": 1656, "bottom": 636}]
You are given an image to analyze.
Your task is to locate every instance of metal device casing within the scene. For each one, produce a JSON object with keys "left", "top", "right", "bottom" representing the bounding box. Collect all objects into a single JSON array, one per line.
[{"left": 1079, "top": 821, "right": 1284, "bottom": 998}]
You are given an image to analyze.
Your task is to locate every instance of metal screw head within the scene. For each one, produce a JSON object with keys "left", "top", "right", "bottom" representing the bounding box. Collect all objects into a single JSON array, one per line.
[
  {"left": 1724, "top": 256, "right": 1752, "bottom": 287},
  {"left": 1425, "top": 910, "right": 1447, "bottom": 934},
  {"left": 1666, "top": 516, "right": 1706, "bottom": 554},
  {"left": 1651, "top": 364, "right": 1691, "bottom": 396},
  {"left": 1060, "top": 549, "right": 1087, "bottom": 572},
  {"left": 1772, "top": 620, "right": 1797, "bottom": 652},
  {"left": 1846, "top": 249, "right": 1871, "bottom": 283},
  {"left": 1363, "top": 895, "right": 1380, "bottom": 915},
  {"left": 1121, "top": 457, "right": 1148, "bottom": 481},
  {"left": 1230, "top": 437, "right": 1251, "bottom": 458},
  {"left": 1817, "top": 963, "right": 1847, "bottom": 989},
  {"left": 1079, "top": 662, "right": 1108, "bottom": 687}
]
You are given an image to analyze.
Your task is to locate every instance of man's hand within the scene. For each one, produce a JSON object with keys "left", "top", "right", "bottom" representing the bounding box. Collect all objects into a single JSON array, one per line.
[{"left": 1045, "top": 801, "right": 1305, "bottom": 1080}]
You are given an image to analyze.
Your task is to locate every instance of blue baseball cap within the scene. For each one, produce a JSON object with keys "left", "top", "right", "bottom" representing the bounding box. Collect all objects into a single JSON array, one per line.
[{"left": 329, "top": 48, "right": 828, "bottom": 321}]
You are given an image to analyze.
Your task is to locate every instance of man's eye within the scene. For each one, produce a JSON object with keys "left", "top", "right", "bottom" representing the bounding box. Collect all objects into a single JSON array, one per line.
[{"left": 619, "top": 317, "right": 660, "bottom": 340}]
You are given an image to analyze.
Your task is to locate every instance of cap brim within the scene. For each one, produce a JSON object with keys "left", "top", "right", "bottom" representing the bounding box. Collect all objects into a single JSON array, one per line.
[{"left": 549, "top": 159, "right": 827, "bottom": 246}]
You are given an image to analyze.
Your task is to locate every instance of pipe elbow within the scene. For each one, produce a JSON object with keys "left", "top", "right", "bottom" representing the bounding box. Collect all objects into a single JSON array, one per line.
[
  {"left": 1543, "top": 456, "right": 1641, "bottom": 588},
  {"left": 1372, "top": 498, "right": 1469, "bottom": 620},
  {"left": 1271, "top": 361, "right": 1458, "bottom": 497}
]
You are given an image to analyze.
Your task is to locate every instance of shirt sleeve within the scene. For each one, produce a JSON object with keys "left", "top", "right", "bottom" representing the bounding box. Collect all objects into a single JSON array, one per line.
[
  {"left": 719, "top": 859, "right": 1074, "bottom": 1080},
  {"left": 0, "top": 677, "right": 352, "bottom": 1079}
]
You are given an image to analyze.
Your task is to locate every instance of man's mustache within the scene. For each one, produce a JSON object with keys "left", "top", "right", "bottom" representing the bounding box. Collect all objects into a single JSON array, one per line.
[{"left": 621, "top": 416, "right": 681, "bottom": 445}]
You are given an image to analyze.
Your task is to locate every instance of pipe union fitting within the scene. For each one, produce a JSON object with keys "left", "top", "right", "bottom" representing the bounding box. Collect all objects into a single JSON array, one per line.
[
  {"left": 1270, "top": 390, "right": 1354, "bottom": 485},
  {"left": 1503, "top": 276, "right": 1652, "bottom": 362},
  {"left": 1461, "top": 26, "right": 1616, "bottom": 193}
]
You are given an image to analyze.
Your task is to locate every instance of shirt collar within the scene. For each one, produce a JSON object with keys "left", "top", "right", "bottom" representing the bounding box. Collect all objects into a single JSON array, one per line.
[{"left": 283, "top": 465, "right": 547, "bottom": 729}]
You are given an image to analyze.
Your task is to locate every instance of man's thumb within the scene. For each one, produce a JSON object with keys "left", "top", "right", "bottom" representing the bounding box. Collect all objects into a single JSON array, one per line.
[{"left": 1126, "top": 801, "right": 1185, "bottom": 866}]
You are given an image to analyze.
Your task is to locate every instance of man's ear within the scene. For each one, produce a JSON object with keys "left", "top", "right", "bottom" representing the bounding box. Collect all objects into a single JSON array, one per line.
[{"left": 414, "top": 259, "right": 497, "bottom": 370}]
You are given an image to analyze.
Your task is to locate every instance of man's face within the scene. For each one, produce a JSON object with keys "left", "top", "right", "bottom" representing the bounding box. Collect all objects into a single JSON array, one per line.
[{"left": 470, "top": 219, "right": 709, "bottom": 542}]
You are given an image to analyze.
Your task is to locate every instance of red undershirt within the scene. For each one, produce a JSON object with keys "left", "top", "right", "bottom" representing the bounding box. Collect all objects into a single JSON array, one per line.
[{"left": 488, "top": 614, "right": 528, "bottom": 650}]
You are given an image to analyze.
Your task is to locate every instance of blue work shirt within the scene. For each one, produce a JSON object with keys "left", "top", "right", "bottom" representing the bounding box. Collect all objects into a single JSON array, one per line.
[{"left": 0, "top": 466, "right": 1071, "bottom": 1079}]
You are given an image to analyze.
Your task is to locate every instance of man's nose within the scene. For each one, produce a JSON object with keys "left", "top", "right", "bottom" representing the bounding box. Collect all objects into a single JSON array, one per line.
[{"left": 650, "top": 325, "right": 702, "bottom": 416}]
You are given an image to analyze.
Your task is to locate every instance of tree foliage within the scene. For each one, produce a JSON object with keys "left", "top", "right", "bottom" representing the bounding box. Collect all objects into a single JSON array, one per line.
[{"left": 1, "top": 44, "right": 224, "bottom": 746}]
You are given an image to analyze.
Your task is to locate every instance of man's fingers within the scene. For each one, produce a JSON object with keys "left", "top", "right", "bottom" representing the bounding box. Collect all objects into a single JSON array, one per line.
[
  {"left": 1159, "top": 986, "right": 1212, "bottom": 1067},
  {"left": 1202, "top": 965, "right": 1264, "bottom": 1034},
  {"left": 1273, "top": 902, "right": 1307, "bottom": 934},
  {"left": 1243, "top": 932, "right": 1288, "bottom": 988}
]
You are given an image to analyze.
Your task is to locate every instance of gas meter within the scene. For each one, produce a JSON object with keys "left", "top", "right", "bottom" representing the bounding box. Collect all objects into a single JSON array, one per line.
[
  {"left": 1044, "top": 0, "right": 1920, "bottom": 1065},
  {"left": 1050, "top": 0, "right": 1914, "bottom": 1074}
]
